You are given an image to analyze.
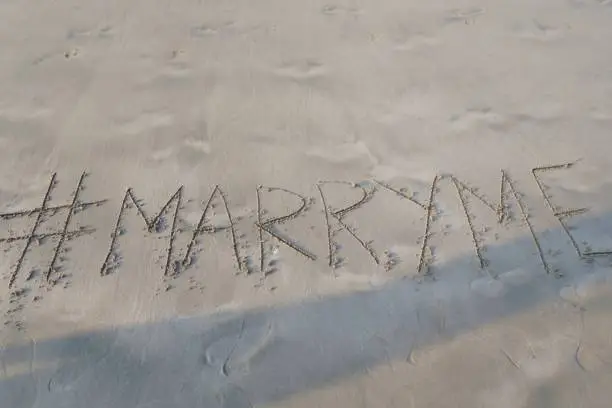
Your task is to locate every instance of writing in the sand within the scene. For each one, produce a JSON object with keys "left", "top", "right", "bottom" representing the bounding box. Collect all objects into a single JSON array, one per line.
[{"left": 0, "top": 162, "right": 608, "bottom": 289}]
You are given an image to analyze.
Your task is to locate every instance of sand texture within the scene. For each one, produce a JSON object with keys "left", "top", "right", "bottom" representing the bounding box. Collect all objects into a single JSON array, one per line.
[{"left": 1, "top": 0, "right": 612, "bottom": 407}]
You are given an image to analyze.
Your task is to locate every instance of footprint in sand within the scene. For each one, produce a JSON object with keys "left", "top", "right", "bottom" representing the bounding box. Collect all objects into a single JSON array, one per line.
[
  {"left": 498, "top": 268, "right": 534, "bottom": 286},
  {"left": 569, "top": 0, "right": 612, "bottom": 7},
  {"left": 0, "top": 106, "right": 53, "bottom": 121},
  {"left": 589, "top": 108, "right": 612, "bottom": 122},
  {"left": 306, "top": 141, "right": 378, "bottom": 165},
  {"left": 560, "top": 268, "right": 612, "bottom": 306},
  {"left": 150, "top": 147, "right": 174, "bottom": 161},
  {"left": 216, "top": 384, "right": 253, "bottom": 408},
  {"left": 138, "top": 56, "right": 192, "bottom": 83},
  {"left": 191, "top": 25, "right": 220, "bottom": 37},
  {"left": 66, "top": 25, "right": 114, "bottom": 40},
  {"left": 0, "top": 338, "right": 37, "bottom": 408},
  {"left": 515, "top": 19, "right": 565, "bottom": 42},
  {"left": 160, "top": 63, "right": 192, "bottom": 79},
  {"left": 190, "top": 21, "right": 235, "bottom": 38},
  {"left": 149, "top": 137, "right": 212, "bottom": 164},
  {"left": 184, "top": 138, "right": 211, "bottom": 154},
  {"left": 450, "top": 107, "right": 559, "bottom": 132},
  {"left": 273, "top": 60, "right": 327, "bottom": 81},
  {"left": 178, "top": 137, "right": 212, "bottom": 165},
  {"left": 117, "top": 112, "right": 174, "bottom": 136},
  {"left": 471, "top": 276, "right": 506, "bottom": 298},
  {"left": 46, "top": 332, "right": 117, "bottom": 393},
  {"left": 472, "top": 267, "right": 539, "bottom": 298},
  {"left": 444, "top": 7, "right": 486, "bottom": 24},
  {"left": 202, "top": 320, "right": 275, "bottom": 378},
  {"left": 0, "top": 120, "right": 54, "bottom": 181},
  {"left": 393, "top": 33, "right": 440, "bottom": 51},
  {"left": 449, "top": 108, "right": 506, "bottom": 132},
  {"left": 320, "top": 4, "right": 362, "bottom": 16}
]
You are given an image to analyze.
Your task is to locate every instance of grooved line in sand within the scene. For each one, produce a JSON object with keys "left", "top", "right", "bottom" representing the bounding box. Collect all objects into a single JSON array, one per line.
[
  {"left": 182, "top": 185, "right": 242, "bottom": 274},
  {"left": 417, "top": 172, "right": 551, "bottom": 276},
  {"left": 256, "top": 186, "right": 317, "bottom": 275},
  {"left": 450, "top": 172, "right": 512, "bottom": 275},
  {"left": 505, "top": 171, "right": 551, "bottom": 275},
  {"left": 2, "top": 161, "right": 604, "bottom": 287},
  {"left": 451, "top": 176, "right": 490, "bottom": 272},
  {"left": 0, "top": 200, "right": 106, "bottom": 221},
  {"left": 10, "top": 173, "right": 56, "bottom": 288},
  {"left": 46, "top": 172, "right": 86, "bottom": 283},
  {"left": 417, "top": 175, "right": 438, "bottom": 276},
  {"left": 373, "top": 179, "right": 427, "bottom": 210},
  {"left": 317, "top": 181, "right": 379, "bottom": 268},
  {"left": 0, "top": 229, "right": 95, "bottom": 245},
  {"left": 1, "top": 173, "right": 105, "bottom": 288},
  {"left": 532, "top": 162, "right": 610, "bottom": 258},
  {"left": 100, "top": 187, "right": 184, "bottom": 277}
]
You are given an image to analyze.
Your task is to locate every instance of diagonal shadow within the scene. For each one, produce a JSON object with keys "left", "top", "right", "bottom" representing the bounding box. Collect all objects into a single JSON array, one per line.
[{"left": 1, "top": 211, "right": 612, "bottom": 408}]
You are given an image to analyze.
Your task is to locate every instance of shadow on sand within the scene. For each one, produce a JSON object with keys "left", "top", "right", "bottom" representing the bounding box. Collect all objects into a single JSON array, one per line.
[{"left": 2, "top": 212, "right": 612, "bottom": 408}]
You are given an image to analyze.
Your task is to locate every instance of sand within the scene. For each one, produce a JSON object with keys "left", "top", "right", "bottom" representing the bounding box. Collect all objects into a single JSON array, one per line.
[{"left": 1, "top": 0, "right": 612, "bottom": 407}]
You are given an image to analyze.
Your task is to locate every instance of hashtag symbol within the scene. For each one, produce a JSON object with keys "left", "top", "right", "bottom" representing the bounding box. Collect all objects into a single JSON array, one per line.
[{"left": 0, "top": 172, "right": 107, "bottom": 288}]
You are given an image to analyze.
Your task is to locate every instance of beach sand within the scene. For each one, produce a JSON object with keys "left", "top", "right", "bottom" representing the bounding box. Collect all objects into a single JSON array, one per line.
[{"left": 1, "top": 0, "right": 612, "bottom": 406}]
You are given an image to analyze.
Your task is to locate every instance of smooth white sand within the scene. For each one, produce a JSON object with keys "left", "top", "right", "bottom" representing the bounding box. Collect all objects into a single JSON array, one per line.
[{"left": 1, "top": 0, "right": 612, "bottom": 407}]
